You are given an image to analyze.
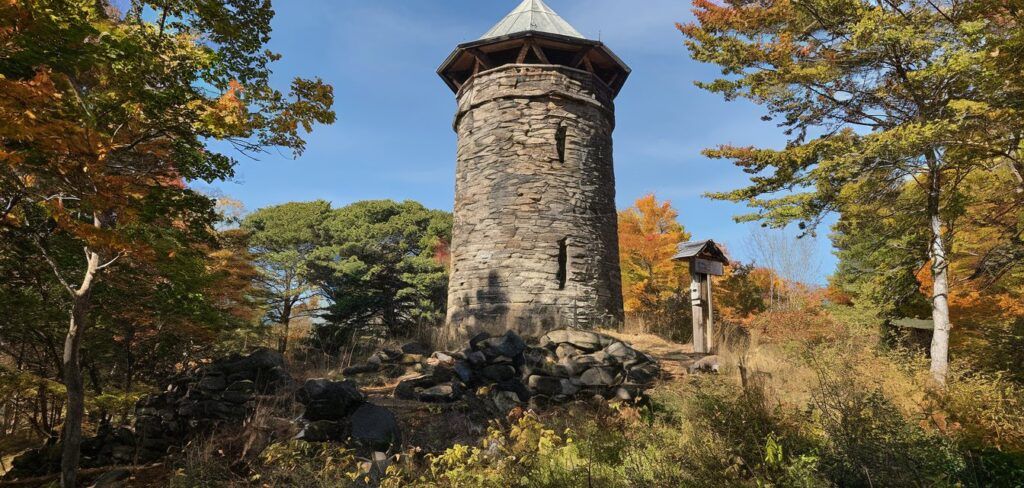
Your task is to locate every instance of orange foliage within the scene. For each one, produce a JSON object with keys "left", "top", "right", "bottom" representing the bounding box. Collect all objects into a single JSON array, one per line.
[
  {"left": 917, "top": 264, "right": 1024, "bottom": 328},
  {"left": 617, "top": 194, "right": 691, "bottom": 315}
]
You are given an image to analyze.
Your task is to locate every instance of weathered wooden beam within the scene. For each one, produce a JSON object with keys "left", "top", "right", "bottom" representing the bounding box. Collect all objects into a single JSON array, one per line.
[
  {"left": 531, "top": 43, "right": 549, "bottom": 64},
  {"left": 516, "top": 42, "right": 531, "bottom": 64},
  {"left": 467, "top": 48, "right": 494, "bottom": 69},
  {"left": 606, "top": 71, "right": 621, "bottom": 88},
  {"left": 569, "top": 47, "right": 592, "bottom": 69}
]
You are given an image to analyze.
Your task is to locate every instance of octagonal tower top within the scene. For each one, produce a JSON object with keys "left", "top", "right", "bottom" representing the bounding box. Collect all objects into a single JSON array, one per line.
[{"left": 438, "top": 0, "right": 630, "bottom": 97}]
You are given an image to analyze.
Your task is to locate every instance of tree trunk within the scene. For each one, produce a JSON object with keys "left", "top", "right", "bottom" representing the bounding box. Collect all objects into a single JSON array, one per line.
[
  {"left": 279, "top": 275, "right": 295, "bottom": 354},
  {"left": 1007, "top": 158, "right": 1024, "bottom": 192},
  {"left": 61, "top": 251, "right": 100, "bottom": 488},
  {"left": 279, "top": 301, "right": 292, "bottom": 354},
  {"left": 927, "top": 167, "right": 952, "bottom": 387}
]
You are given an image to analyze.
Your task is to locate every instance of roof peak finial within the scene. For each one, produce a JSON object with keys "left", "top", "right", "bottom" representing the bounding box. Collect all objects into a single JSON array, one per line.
[{"left": 480, "top": 0, "right": 585, "bottom": 40}]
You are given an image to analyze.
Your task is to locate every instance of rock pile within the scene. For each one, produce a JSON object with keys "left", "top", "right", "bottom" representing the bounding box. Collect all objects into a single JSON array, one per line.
[
  {"left": 133, "top": 348, "right": 293, "bottom": 461},
  {"left": 294, "top": 379, "right": 402, "bottom": 452},
  {"left": 6, "top": 333, "right": 662, "bottom": 481},
  {"left": 5, "top": 349, "right": 293, "bottom": 479},
  {"left": 5, "top": 424, "right": 140, "bottom": 478},
  {"left": 345, "top": 329, "right": 661, "bottom": 411}
]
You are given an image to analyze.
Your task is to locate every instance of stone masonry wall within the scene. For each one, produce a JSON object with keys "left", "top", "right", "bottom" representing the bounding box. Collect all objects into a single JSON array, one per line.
[{"left": 445, "top": 64, "right": 623, "bottom": 342}]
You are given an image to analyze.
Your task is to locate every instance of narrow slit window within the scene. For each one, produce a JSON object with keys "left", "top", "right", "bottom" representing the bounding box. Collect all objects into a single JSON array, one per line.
[
  {"left": 555, "top": 125, "right": 567, "bottom": 164},
  {"left": 556, "top": 238, "right": 568, "bottom": 290}
]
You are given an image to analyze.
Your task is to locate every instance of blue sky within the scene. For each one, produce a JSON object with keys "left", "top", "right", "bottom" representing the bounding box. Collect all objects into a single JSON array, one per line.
[{"left": 201, "top": 0, "right": 837, "bottom": 283}]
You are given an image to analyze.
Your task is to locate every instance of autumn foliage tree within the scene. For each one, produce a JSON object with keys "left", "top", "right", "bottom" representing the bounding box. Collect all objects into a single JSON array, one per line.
[
  {"left": 834, "top": 167, "right": 1024, "bottom": 379},
  {"left": 681, "top": 0, "right": 1024, "bottom": 385},
  {"left": 0, "top": 1, "right": 334, "bottom": 485},
  {"left": 618, "top": 195, "right": 692, "bottom": 339}
]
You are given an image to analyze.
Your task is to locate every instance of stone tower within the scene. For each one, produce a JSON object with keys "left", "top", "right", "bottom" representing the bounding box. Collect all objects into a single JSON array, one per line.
[{"left": 439, "top": 0, "right": 629, "bottom": 341}]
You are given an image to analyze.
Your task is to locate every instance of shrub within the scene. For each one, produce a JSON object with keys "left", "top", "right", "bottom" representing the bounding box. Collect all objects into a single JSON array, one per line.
[
  {"left": 942, "top": 372, "right": 1024, "bottom": 452},
  {"left": 812, "top": 368, "right": 965, "bottom": 486},
  {"left": 256, "top": 441, "right": 362, "bottom": 487},
  {"left": 939, "top": 371, "right": 1024, "bottom": 486}
]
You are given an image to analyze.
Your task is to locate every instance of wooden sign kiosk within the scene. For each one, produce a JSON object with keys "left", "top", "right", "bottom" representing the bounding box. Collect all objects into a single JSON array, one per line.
[{"left": 672, "top": 240, "right": 729, "bottom": 354}]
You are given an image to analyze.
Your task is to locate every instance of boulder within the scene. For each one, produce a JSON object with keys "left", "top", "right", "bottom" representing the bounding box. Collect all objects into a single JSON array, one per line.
[
  {"left": 491, "top": 390, "right": 522, "bottom": 413},
  {"left": 523, "top": 347, "right": 557, "bottom": 367},
  {"left": 540, "top": 330, "right": 609, "bottom": 352},
  {"left": 613, "top": 385, "right": 643, "bottom": 402},
  {"left": 430, "top": 352, "right": 455, "bottom": 365},
  {"left": 527, "top": 375, "right": 562, "bottom": 396},
  {"left": 558, "top": 380, "right": 581, "bottom": 397},
  {"left": 571, "top": 353, "right": 606, "bottom": 371},
  {"left": 555, "top": 344, "right": 581, "bottom": 359},
  {"left": 481, "top": 364, "right": 516, "bottom": 382},
  {"left": 220, "top": 389, "right": 253, "bottom": 404},
  {"left": 418, "top": 383, "right": 460, "bottom": 403},
  {"left": 197, "top": 375, "right": 227, "bottom": 391},
  {"left": 394, "top": 368, "right": 453, "bottom": 400},
  {"left": 225, "top": 380, "right": 255, "bottom": 393},
  {"left": 530, "top": 395, "right": 555, "bottom": 410},
  {"left": 465, "top": 350, "right": 488, "bottom": 367},
  {"left": 604, "top": 342, "right": 639, "bottom": 365},
  {"left": 343, "top": 363, "right": 381, "bottom": 375},
  {"left": 688, "top": 355, "right": 720, "bottom": 374},
  {"left": 298, "top": 379, "right": 365, "bottom": 421},
  {"left": 453, "top": 361, "right": 475, "bottom": 383},
  {"left": 399, "top": 354, "right": 425, "bottom": 365},
  {"left": 626, "top": 362, "right": 660, "bottom": 384},
  {"left": 375, "top": 349, "right": 403, "bottom": 363},
  {"left": 555, "top": 357, "right": 582, "bottom": 377},
  {"left": 348, "top": 403, "right": 401, "bottom": 452},
  {"left": 469, "top": 332, "right": 492, "bottom": 350},
  {"left": 527, "top": 375, "right": 579, "bottom": 397},
  {"left": 495, "top": 378, "right": 531, "bottom": 402},
  {"left": 401, "top": 342, "right": 432, "bottom": 355},
  {"left": 580, "top": 367, "right": 619, "bottom": 387},
  {"left": 480, "top": 330, "right": 527, "bottom": 358},
  {"left": 296, "top": 420, "right": 350, "bottom": 443}
]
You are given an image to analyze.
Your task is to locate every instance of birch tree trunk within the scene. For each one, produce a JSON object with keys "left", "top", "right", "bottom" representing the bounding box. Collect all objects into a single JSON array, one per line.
[
  {"left": 61, "top": 250, "right": 100, "bottom": 488},
  {"left": 927, "top": 166, "right": 952, "bottom": 387}
]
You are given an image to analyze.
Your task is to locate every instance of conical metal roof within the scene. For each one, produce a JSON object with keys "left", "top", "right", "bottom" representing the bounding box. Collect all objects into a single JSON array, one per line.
[{"left": 480, "top": 0, "right": 585, "bottom": 40}]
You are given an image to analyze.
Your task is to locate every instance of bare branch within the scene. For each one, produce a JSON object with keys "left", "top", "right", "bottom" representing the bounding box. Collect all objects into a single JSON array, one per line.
[
  {"left": 30, "top": 237, "right": 75, "bottom": 296},
  {"left": 96, "top": 252, "right": 124, "bottom": 271}
]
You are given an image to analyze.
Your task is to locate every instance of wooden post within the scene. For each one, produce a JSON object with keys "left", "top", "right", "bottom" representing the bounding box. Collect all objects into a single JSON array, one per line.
[
  {"left": 706, "top": 274, "right": 715, "bottom": 353},
  {"left": 691, "top": 269, "right": 707, "bottom": 353}
]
